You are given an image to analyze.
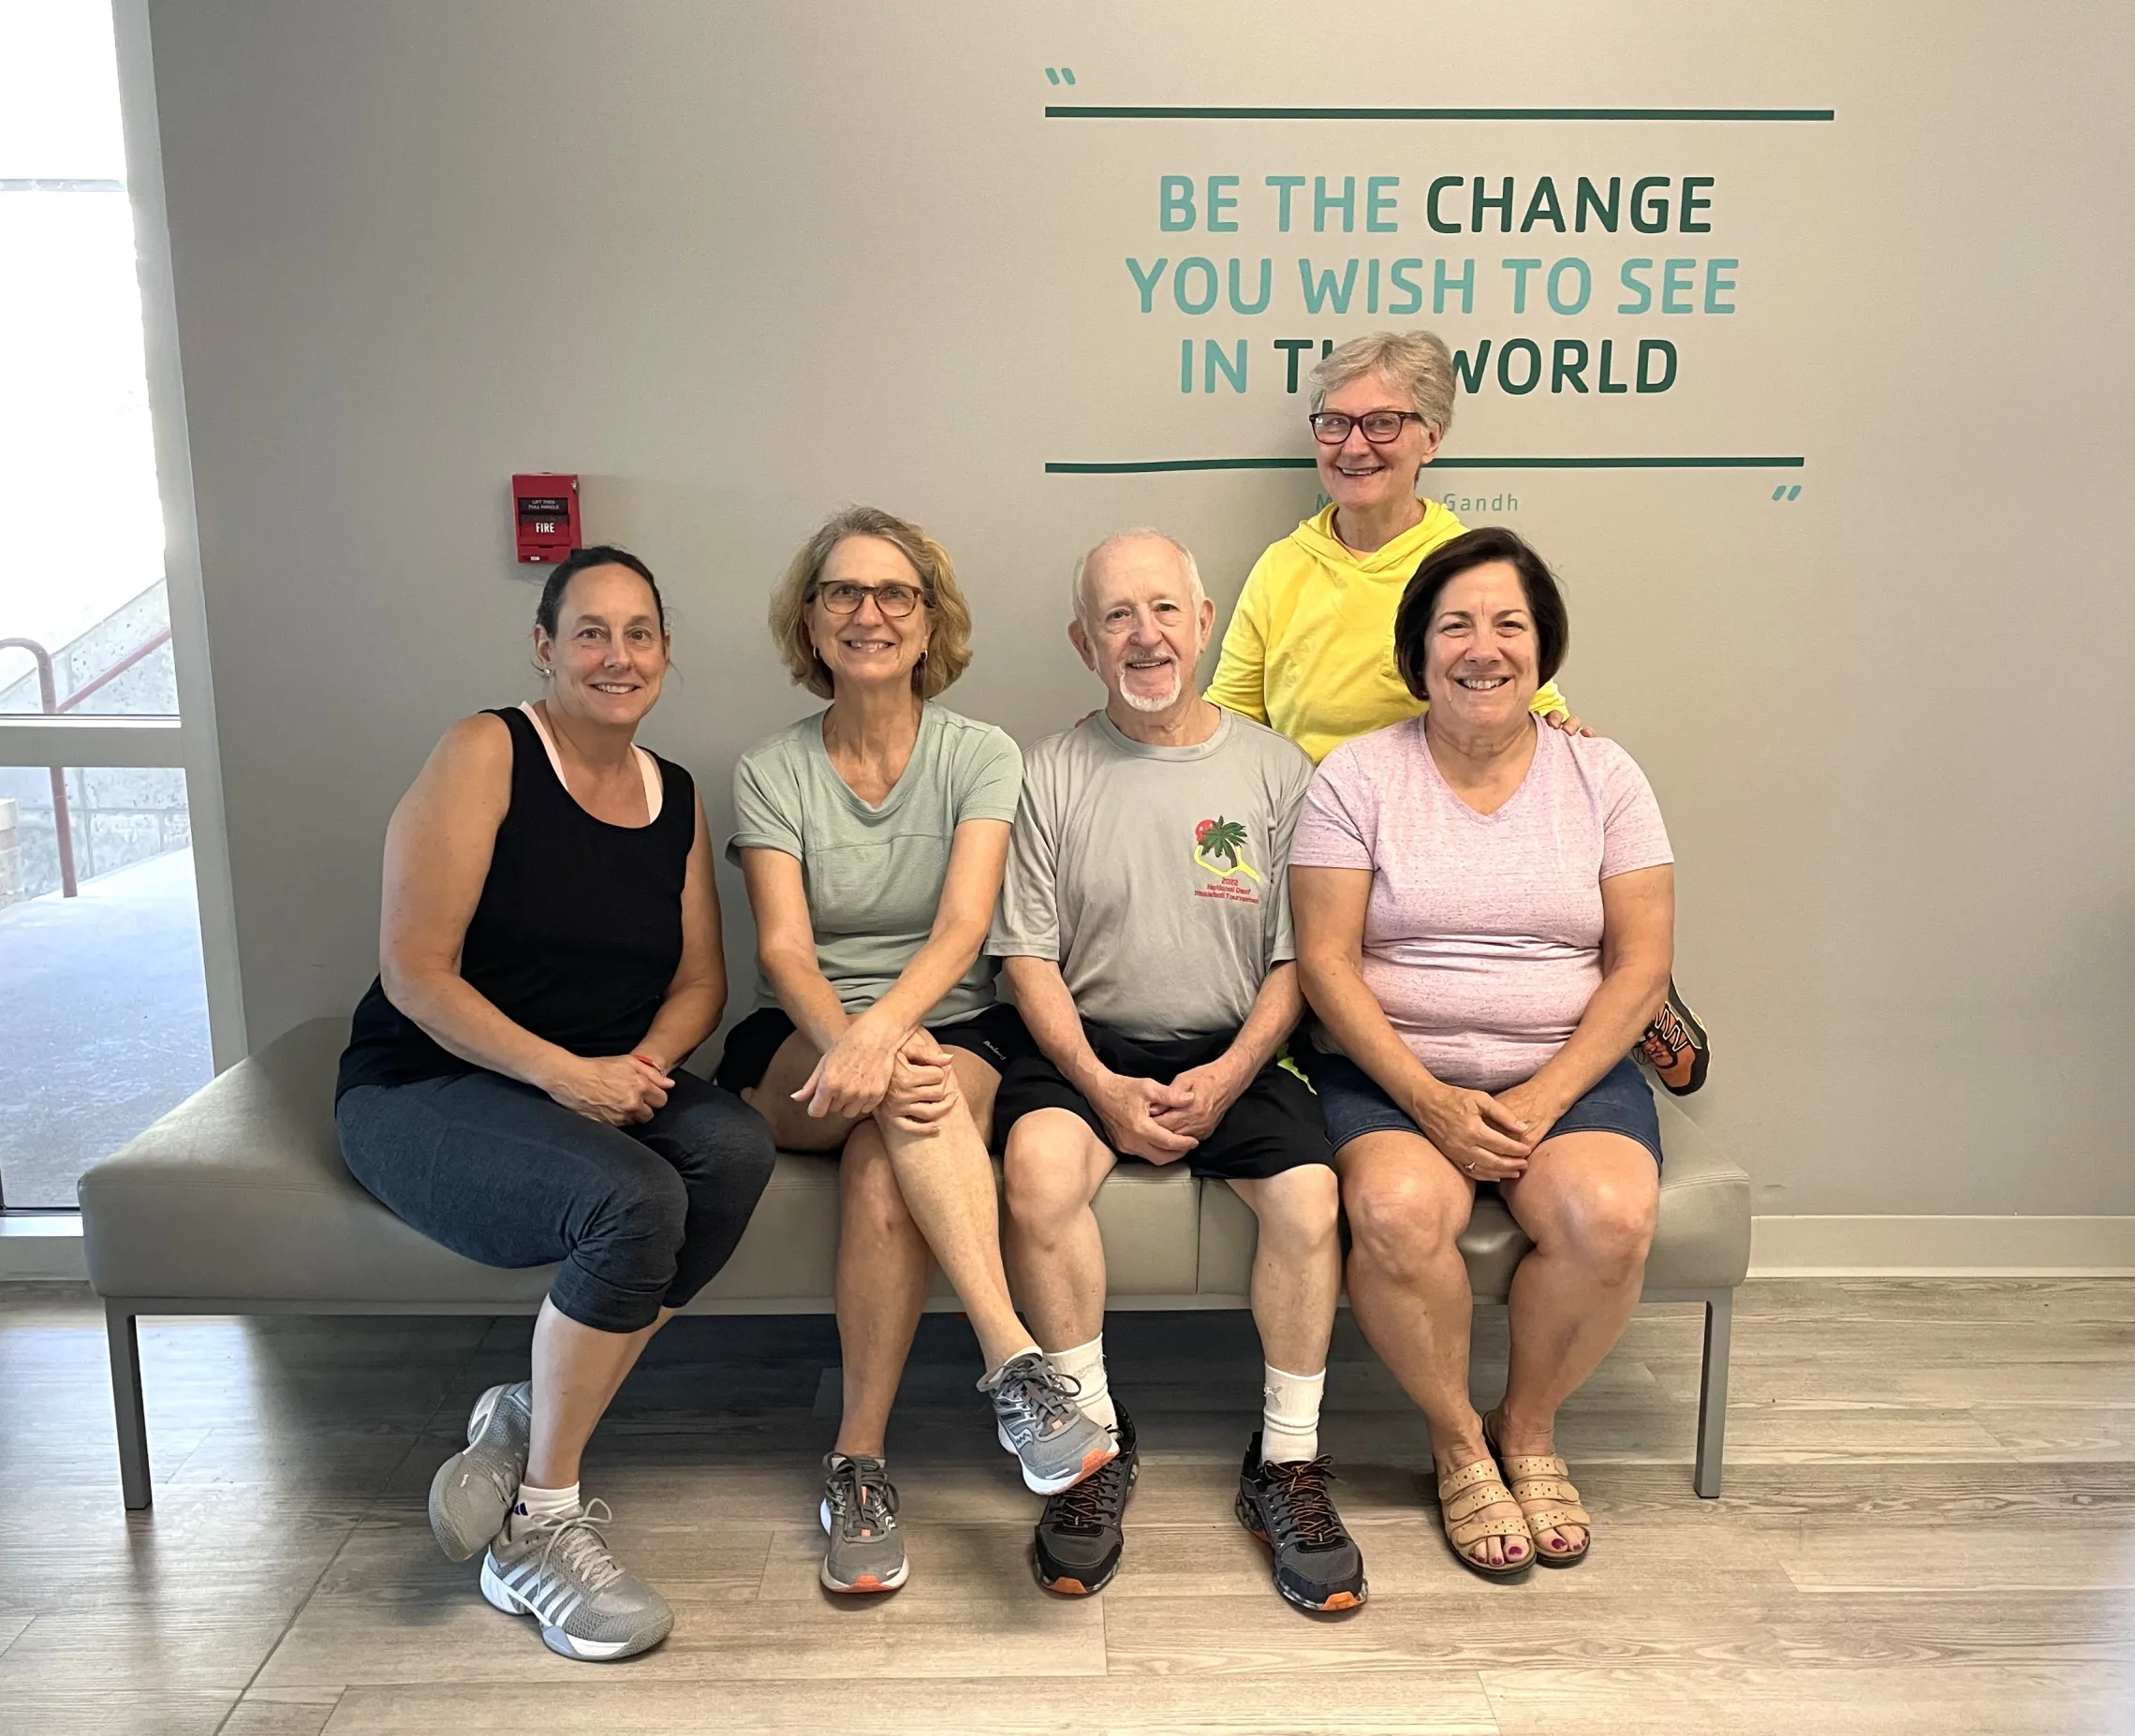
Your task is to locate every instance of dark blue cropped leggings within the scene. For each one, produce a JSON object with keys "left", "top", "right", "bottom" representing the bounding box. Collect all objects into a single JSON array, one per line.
[{"left": 336, "top": 1068, "right": 777, "bottom": 1333}]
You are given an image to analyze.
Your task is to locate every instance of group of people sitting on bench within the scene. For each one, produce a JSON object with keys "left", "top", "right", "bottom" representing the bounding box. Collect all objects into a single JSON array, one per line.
[{"left": 331, "top": 330, "right": 1688, "bottom": 1661}]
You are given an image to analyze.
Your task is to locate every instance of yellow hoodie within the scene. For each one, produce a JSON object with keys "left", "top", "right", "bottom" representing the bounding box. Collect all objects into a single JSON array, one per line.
[{"left": 1207, "top": 501, "right": 1567, "bottom": 765}]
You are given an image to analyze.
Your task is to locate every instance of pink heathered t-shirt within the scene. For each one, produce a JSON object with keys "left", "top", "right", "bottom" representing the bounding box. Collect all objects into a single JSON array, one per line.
[{"left": 1290, "top": 716, "right": 1672, "bottom": 1093}]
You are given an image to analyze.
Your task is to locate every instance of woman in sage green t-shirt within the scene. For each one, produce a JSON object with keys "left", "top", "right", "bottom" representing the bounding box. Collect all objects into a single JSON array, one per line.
[{"left": 718, "top": 506, "right": 1114, "bottom": 1596}]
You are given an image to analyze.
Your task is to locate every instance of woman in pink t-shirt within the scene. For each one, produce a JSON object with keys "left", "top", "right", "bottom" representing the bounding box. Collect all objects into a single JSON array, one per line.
[{"left": 1290, "top": 526, "right": 1676, "bottom": 1581}]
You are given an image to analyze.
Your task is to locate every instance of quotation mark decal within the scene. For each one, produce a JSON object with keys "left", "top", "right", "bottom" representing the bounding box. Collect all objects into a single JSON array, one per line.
[
  {"left": 1770, "top": 484, "right": 1802, "bottom": 501},
  {"left": 1045, "top": 66, "right": 1077, "bottom": 85}
]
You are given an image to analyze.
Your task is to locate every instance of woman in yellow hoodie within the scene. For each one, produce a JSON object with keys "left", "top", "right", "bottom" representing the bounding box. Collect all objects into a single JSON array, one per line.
[
  {"left": 1210, "top": 329, "right": 1707, "bottom": 1094},
  {"left": 1209, "top": 330, "right": 1572, "bottom": 758}
]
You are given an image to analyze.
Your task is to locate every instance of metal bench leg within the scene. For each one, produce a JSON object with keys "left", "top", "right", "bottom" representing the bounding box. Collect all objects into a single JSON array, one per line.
[
  {"left": 106, "top": 1301, "right": 152, "bottom": 1510},
  {"left": 1693, "top": 1290, "right": 1733, "bottom": 1499}
]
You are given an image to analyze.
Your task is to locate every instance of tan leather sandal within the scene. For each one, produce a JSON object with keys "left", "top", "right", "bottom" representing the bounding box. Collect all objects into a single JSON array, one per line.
[
  {"left": 1482, "top": 1413, "right": 1592, "bottom": 1567},
  {"left": 1435, "top": 1457, "right": 1534, "bottom": 1580}
]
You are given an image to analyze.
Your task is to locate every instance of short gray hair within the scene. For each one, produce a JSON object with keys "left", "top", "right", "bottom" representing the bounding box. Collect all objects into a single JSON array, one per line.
[
  {"left": 1070, "top": 528, "right": 1204, "bottom": 626},
  {"left": 1308, "top": 330, "right": 1457, "bottom": 434}
]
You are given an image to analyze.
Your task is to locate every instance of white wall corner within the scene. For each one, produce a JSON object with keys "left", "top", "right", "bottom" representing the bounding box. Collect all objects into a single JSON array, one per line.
[
  {"left": 1750, "top": 1214, "right": 2135, "bottom": 1277},
  {"left": 111, "top": 0, "right": 248, "bottom": 1071}
]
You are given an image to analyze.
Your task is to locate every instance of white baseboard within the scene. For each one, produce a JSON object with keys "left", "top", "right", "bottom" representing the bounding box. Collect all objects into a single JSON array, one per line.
[
  {"left": 0, "top": 1216, "right": 88, "bottom": 1283},
  {"left": 1750, "top": 1214, "right": 2135, "bottom": 1277}
]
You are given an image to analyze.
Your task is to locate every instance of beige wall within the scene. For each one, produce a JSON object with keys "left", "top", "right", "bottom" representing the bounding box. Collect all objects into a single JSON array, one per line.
[{"left": 142, "top": 0, "right": 2135, "bottom": 1216}]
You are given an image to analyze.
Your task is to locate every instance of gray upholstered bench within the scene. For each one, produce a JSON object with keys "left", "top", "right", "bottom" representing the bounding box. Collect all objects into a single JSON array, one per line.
[{"left": 78, "top": 1018, "right": 1750, "bottom": 1510}]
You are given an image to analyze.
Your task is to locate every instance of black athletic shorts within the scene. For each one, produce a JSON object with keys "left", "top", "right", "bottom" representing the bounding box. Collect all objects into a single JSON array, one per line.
[
  {"left": 711, "top": 1000, "right": 1035, "bottom": 1096},
  {"left": 991, "top": 1022, "right": 1334, "bottom": 1181}
]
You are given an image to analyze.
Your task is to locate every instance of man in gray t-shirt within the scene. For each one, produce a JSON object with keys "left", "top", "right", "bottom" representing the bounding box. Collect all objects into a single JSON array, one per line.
[
  {"left": 990, "top": 700, "right": 1305, "bottom": 1043},
  {"left": 986, "top": 530, "right": 1362, "bottom": 1615}
]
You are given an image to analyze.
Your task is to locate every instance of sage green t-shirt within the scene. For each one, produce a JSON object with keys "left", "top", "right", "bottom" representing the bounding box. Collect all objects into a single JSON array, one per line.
[{"left": 728, "top": 703, "right": 1023, "bottom": 1024}]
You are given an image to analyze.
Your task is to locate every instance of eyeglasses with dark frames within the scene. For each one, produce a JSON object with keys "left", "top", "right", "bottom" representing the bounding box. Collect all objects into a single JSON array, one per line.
[
  {"left": 1307, "top": 409, "right": 1428, "bottom": 446},
  {"left": 810, "top": 581, "right": 926, "bottom": 618}
]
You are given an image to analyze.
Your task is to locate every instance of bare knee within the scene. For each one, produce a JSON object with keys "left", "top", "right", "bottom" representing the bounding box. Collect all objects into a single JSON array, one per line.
[
  {"left": 1552, "top": 1181, "right": 1656, "bottom": 1285},
  {"left": 1003, "top": 1115, "right": 1097, "bottom": 1240},
  {"left": 745, "top": 1087, "right": 850, "bottom": 1155},
  {"left": 1246, "top": 1164, "right": 1341, "bottom": 1255},
  {"left": 1343, "top": 1164, "right": 1465, "bottom": 1283}
]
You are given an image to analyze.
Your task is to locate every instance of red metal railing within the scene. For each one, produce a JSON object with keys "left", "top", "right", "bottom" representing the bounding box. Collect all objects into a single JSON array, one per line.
[
  {"left": 0, "top": 626, "right": 174, "bottom": 900},
  {"left": 0, "top": 637, "right": 80, "bottom": 897},
  {"left": 58, "top": 625, "right": 172, "bottom": 714}
]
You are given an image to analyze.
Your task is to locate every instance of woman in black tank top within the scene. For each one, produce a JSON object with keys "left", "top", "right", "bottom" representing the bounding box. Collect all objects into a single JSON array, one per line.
[{"left": 332, "top": 547, "right": 774, "bottom": 1663}]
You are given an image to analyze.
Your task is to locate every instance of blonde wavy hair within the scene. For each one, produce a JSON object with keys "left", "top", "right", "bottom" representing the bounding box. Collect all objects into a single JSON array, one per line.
[{"left": 769, "top": 505, "right": 974, "bottom": 700}]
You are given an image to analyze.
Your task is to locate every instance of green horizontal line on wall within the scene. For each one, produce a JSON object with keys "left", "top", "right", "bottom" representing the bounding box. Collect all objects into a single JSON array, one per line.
[
  {"left": 1045, "top": 456, "right": 1807, "bottom": 475},
  {"left": 1043, "top": 106, "right": 1835, "bottom": 122}
]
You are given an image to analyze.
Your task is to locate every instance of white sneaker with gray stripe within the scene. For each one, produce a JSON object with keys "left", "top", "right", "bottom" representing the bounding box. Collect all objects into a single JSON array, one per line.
[
  {"left": 479, "top": 1500, "right": 673, "bottom": 1661},
  {"left": 982, "top": 1349, "right": 1120, "bottom": 1495}
]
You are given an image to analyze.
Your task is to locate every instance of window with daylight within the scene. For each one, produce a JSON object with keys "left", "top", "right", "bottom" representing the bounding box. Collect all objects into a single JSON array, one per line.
[{"left": 0, "top": 2, "right": 214, "bottom": 1211}]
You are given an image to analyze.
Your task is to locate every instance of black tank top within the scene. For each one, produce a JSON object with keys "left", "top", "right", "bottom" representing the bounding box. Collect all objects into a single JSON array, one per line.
[{"left": 336, "top": 706, "right": 696, "bottom": 1097}]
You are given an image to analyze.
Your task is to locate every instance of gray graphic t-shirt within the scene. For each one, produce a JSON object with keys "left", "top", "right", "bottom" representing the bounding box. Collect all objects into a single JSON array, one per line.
[
  {"left": 729, "top": 703, "right": 1022, "bottom": 1024},
  {"left": 988, "top": 708, "right": 1313, "bottom": 1041}
]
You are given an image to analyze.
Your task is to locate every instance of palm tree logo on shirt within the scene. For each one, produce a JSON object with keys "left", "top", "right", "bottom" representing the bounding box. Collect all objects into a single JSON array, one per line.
[{"left": 1192, "top": 817, "right": 1262, "bottom": 882}]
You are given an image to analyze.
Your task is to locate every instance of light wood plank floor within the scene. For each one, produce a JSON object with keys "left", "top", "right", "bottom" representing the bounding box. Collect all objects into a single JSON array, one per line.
[{"left": 1, "top": 1279, "right": 2130, "bottom": 1735}]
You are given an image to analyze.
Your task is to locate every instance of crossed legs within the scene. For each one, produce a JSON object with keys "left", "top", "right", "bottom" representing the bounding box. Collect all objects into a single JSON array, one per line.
[
  {"left": 526, "top": 1302, "right": 671, "bottom": 1487},
  {"left": 337, "top": 1069, "right": 776, "bottom": 1497},
  {"left": 747, "top": 1034, "right": 1030, "bottom": 1456},
  {"left": 1337, "top": 1127, "right": 1656, "bottom": 1565},
  {"left": 526, "top": 1080, "right": 781, "bottom": 1485}
]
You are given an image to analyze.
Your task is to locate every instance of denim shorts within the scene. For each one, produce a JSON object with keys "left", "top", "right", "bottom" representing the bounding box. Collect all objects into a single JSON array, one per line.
[{"left": 1302, "top": 1048, "right": 1663, "bottom": 1167}]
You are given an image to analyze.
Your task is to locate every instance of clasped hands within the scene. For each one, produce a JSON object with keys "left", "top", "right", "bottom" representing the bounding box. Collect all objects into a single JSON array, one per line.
[
  {"left": 1086, "top": 1058, "right": 1244, "bottom": 1165},
  {"left": 791, "top": 1014, "right": 963, "bottom": 1136},
  {"left": 1414, "top": 1078, "right": 1566, "bottom": 1183},
  {"left": 546, "top": 1052, "right": 676, "bottom": 1125}
]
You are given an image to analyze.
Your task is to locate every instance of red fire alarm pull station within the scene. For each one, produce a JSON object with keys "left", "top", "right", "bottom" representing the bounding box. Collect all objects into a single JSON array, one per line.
[{"left": 512, "top": 474, "right": 581, "bottom": 564}]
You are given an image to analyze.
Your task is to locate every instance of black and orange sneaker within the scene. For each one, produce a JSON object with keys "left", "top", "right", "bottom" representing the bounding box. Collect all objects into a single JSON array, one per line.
[
  {"left": 1235, "top": 1434, "right": 1366, "bottom": 1612},
  {"left": 1033, "top": 1409, "right": 1137, "bottom": 1595},
  {"left": 1638, "top": 978, "right": 1710, "bottom": 1096}
]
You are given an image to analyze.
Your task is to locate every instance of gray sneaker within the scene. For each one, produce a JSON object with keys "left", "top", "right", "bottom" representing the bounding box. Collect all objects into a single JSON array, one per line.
[
  {"left": 428, "top": 1380, "right": 532, "bottom": 1561},
  {"left": 479, "top": 1500, "right": 673, "bottom": 1662},
  {"left": 818, "top": 1453, "right": 907, "bottom": 1594},
  {"left": 982, "top": 1350, "right": 1120, "bottom": 1495}
]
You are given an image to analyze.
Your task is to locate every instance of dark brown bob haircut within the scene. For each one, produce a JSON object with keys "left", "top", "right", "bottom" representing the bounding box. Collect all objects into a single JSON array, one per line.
[{"left": 1393, "top": 525, "right": 1569, "bottom": 701}]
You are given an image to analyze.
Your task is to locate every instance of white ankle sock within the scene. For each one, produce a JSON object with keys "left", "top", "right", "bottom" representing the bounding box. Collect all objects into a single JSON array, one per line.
[
  {"left": 1260, "top": 1365, "right": 1326, "bottom": 1464},
  {"left": 1043, "top": 1335, "right": 1117, "bottom": 1433},
  {"left": 508, "top": 1480, "right": 581, "bottom": 1539}
]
